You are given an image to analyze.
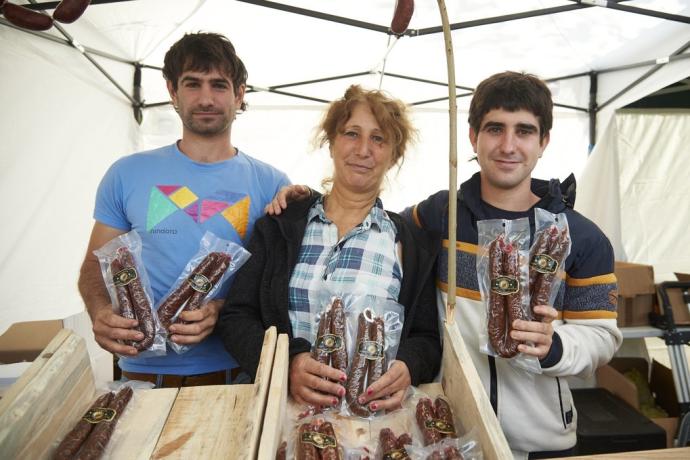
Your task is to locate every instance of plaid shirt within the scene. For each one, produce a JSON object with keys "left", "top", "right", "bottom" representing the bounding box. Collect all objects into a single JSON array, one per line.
[{"left": 288, "top": 196, "right": 402, "bottom": 343}]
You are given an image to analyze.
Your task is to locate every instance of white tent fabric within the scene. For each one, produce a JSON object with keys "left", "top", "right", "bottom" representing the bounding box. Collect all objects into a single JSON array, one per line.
[
  {"left": 1, "top": 0, "right": 689, "bottom": 333},
  {"left": 576, "top": 109, "right": 690, "bottom": 280}
]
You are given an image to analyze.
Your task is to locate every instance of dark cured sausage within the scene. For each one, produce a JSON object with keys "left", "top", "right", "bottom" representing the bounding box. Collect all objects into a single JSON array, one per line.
[
  {"left": 444, "top": 446, "right": 464, "bottom": 460},
  {"left": 117, "top": 248, "right": 155, "bottom": 350},
  {"left": 529, "top": 226, "right": 553, "bottom": 295},
  {"left": 347, "top": 312, "right": 372, "bottom": 417},
  {"left": 110, "top": 257, "right": 136, "bottom": 347},
  {"left": 368, "top": 316, "right": 385, "bottom": 384},
  {"left": 53, "top": 392, "right": 113, "bottom": 460},
  {"left": 296, "top": 423, "right": 318, "bottom": 460},
  {"left": 2, "top": 3, "right": 53, "bottom": 31},
  {"left": 75, "top": 387, "right": 133, "bottom": 460},
  {"left": 313, "top": 307, "right": 332, "bottom": 364},
  {"left": 530, "top": 227, "right": 569, "bottom": 319},
  {"left": 330, "top": 298, "right": 348, "bottom": 374},
  {"left": 502, "top": 242, "right": 524, "bottom": 358},
  {"left": 487, "top": 236, "right": 508, "bottom": 357},
  {"left": 390, "top": 0, "right": 414, "bottom": 35},
  {"left": 416, "top": 397, "right": 442, "bottom": 446},
  {"left": 53, "top": 0, "right": 91, "bottom": 24},
  {"left": 319, "top": 422, "right": 340, "bottom": 460},
  {"left": 434, "top": 397, "right": 457, "bottom": 438},
  {"left": 157, "top": 252, "right": 220, "bottom": 329},
  {"left": 184, "top": 253, "right": 231, "bottom": 313}
]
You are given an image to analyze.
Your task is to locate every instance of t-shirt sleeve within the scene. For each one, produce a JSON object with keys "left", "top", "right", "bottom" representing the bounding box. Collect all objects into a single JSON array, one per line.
[{"left": 93, "top": 161, "right": 131, "bottom": 231}]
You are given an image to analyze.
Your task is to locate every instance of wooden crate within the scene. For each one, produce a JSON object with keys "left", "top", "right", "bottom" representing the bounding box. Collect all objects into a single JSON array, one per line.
[
  {"left": 258, "top": 321, "right": 511, "bottom": 459},
  {"left": 0, "top": 326, "right": 278, "bottom": 460}
]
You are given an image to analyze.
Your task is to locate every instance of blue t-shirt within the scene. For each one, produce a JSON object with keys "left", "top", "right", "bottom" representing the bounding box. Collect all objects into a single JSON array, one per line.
[{"left": 94, "top": 143, "right": 290, "bottom": 375}]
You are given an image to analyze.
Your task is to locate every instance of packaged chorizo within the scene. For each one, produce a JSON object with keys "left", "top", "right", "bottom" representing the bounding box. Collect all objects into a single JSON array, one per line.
[
  {"left": 529, "top": 209, "right": 571, "bottom": 319},
  {"left": 342, "top": 296, "right": 404, "bottom": 419},
  {"left": 94, "top": 230, "right": 165, "bottom": 358},
  {"left": 290, "top": 415, "right": 346, "bottom": 460},
  {"left": 156, "top": 231, "right": 250, "bottom": 354},
  {"left": 477, "top": 218, "right": 540, "bottom": 373}
]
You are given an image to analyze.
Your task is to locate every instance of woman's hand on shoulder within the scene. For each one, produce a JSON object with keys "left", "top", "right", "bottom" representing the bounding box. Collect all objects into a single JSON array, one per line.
[{"left": 264, "top": 185, "right": 311, "bottom": 215}]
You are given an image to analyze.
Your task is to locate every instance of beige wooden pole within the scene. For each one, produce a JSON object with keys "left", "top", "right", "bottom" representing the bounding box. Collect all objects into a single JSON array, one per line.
[{"left": 437, "top": 0, "right": 458, "bottom": 324}]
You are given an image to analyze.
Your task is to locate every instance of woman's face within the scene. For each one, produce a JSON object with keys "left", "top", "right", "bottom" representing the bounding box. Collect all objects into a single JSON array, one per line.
[{"left": 331, "top": 102, "right": 394, "bottom": 196}]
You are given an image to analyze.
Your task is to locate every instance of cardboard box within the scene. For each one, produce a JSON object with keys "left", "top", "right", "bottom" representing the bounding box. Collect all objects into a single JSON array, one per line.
[
  {"left": 0, "top": 320, "right": 63, "bottom": 364},
  {"left": 596, "top": 357, "right": 679, "bottom": 447},
  {"left": 615, "top": 262, "right": 656, "bottom": 327},
  {"left": 656, "top": 276, "right": 690, "bottom": 326}
]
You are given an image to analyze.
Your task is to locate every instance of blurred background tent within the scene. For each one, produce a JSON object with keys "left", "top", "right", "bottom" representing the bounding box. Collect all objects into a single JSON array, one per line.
[{"left": 1, "top": 0, "right": 689, "bottom": 335}]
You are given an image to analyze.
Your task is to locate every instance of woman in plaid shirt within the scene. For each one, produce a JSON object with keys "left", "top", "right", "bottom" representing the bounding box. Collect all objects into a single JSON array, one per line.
[{"left": 219, "top": 85, "right": 441, "bottom": 412}]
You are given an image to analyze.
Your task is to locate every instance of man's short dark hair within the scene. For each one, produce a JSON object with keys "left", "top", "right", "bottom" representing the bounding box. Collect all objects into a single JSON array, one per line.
[
  {"left": 468, "top": 71, "right": 553, "bottom": 141},
  {"left": 163, "top": 32, "right": 248, "bottom": 111}
]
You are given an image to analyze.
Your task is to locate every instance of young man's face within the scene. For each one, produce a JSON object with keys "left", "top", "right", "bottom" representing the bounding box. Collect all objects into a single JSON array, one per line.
[
  {"left": 470, "top": 108, "right": 549, "bottom": 193},
  {"left": 167, "top": 67, "right": 245, "bottom": 137}
]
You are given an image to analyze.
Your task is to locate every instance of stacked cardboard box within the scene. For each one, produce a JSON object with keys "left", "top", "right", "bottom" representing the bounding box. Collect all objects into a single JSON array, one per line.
[
  {"left": 596, "top": 357, "right": 679, "bottom": 448},
  {"left": 615, "top": 262, "right": 656, "bottom": 327}
]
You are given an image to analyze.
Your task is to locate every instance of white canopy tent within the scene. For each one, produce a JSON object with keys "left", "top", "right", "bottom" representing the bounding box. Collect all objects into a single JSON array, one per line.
[{"left": 1, "top": 0, "right": 689, "bottom": 334}]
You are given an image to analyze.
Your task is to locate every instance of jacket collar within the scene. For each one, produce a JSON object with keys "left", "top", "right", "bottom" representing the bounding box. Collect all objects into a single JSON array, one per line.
[{"left": 459, "top": 172, "right": 576, "bottom": 219}]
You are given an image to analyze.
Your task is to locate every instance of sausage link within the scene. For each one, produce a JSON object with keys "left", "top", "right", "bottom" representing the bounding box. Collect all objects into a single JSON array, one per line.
[
  {"left": 416, "top": 397, "right": 442, "bottom": 446},
  {"left": 531, "top": 227, "right": 569, "bottom": 316},
  {"left": 2, "top": 3, "right": 53, "bottom": 31},
  {"left": 434, "top": 397, "right": 457, "bottom": 438},
  {"left": 330, "top": 298, "right": 348, "bottom": 374},
  {"left": 157, "top": 252, "right": 219, "bottom": 328},
  {"left": 347, "top": 312, "right": 372, "bottom": 417},
  {"left": 184, "top": 253, "right": 231, "bottom": 312},
  {"left": 296, "top": 423, "right": 318, "bottom": 460},
  {"left": 109, "top": 257, "right": 136, "bottom": 347},
  {"left": 313, "top": 307, "right": 332, "bottom": 365},
  {"left": 502, "top": 242, "right": 524, "bottom": 358},
  {"left": 117, "top": 248, "right": 155, "bottom": 351},
  {"left": 396, "top": 433, "right": 413, "bottom": 447},
  {"left": 444, "top": 446, "right": 465, "bottom": 460},
  {"left": 368, "top": 315, "right": 385, "bottom": 385},
  {"left": 275, "top": 441, "right": 287, "bottom": 460},
  {"left": 319, "top": 421, "right": 340, "bottom": 460},
  {"left": 52, "top": 0, "right": 91, "bottom": 24},
  {"left": 390, "top": 0, "right": 414, "bottom": 35},
  {"left": 529, "top": 227, "right": 553, "bottom": 297},
  {"left": 487, "top": 236, "right": 508, "bottom": 356},
  {"left": 53, "top": 392, "right": 113, "bottom": 460},
  {"left": 75, "top": 387, "right": 133, "bottom": 460},
  {"left": 379, "top": 428, "right": 398, "bottom": 454}
]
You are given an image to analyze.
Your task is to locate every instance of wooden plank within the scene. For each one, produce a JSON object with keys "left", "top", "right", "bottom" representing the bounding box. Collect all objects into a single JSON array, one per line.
[
  {"left": 152, "top": 384, "right": 254, "bottom": 459},
  {"left": 258, "top": 332, "right": 289, "bottom": 460},
  {"left": 441, "top": 321, "right": 512, "bottom": 460},
  {"left": 105, "top": 388, "right": 178, "bottom": 460},
  {"left": 0, "top": 329, "right": 96, "bottom": 460},
  {"left": 243, "top": 326, "right": 277, "bottom": 460},
  {"left": 152, "top": 327, "right": 277, "bottom": 460},
  {"left": 567, "top": 447, "right": 690, "bottom": 459}
]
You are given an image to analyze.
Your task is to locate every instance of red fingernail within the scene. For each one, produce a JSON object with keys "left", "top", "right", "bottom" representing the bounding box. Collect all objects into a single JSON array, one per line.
[
  {"left": 339, "top": 388, "right": 345, "bottom": 397},
  {"left": 340, "top": 374, "right": 347, "bottom": 381},
  {"left": 332, "top": 398, "right": 338, "bottom": 405},
  {"left": 370, "top": 403, "right": 378, "bottom": 410},
  {"left": 367, "top": 388, "right": 373, "bottom": 395}
]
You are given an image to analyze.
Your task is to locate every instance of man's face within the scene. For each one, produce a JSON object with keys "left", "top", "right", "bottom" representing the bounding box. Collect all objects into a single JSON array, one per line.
[
  {"left": 167, "top": 68, "right": 245, "bottom": 137},
  {"left": 470, "top": 108, "right": 549, "bottom": 193}
]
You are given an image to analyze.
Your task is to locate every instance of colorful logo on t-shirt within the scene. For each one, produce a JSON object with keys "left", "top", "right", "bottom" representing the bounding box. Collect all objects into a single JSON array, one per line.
[{"left": 146, "top": 185, "right": 250, "bottom": 238}]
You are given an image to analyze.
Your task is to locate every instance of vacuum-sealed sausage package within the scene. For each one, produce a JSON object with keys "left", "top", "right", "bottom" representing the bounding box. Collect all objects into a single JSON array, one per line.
[
  {"left": 94, "top": 230, "right": 165, "bottom": 358},
  {"left": 343, "top": 296, "right": 404, "bottom": 419},
  {"left": 477, "top": 218, "right": 540, "bottom": 373},
  {"left": 156, "top": 231, "right": 250, "bottom": 354},
  {"left": 529, "top": 209, "right": 571, "bottom": 320},
  {"left": 289, "top": 414, "right": 347, "bottom": 460}
]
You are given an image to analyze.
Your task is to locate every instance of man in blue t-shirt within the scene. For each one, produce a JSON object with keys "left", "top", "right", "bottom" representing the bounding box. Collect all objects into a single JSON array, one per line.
[{"left": 78, "top": 32, "right": 290, "bottom": 387}]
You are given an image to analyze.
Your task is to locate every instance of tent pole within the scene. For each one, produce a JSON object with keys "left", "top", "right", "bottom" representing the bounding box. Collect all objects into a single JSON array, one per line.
[
  {"left": 599, "top": 40, "right": 690, "bottom": 111},
  {"left": 588, "top": 71, "right": 598, "bottom": 152},
  {"left": 570, "top": 1, "right": 690, "bottom": 25},
  {"left": 436, "top": 0, "right": 458, "bottom": 324}
]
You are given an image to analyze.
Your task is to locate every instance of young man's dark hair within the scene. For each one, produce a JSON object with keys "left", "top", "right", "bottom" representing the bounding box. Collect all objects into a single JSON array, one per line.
[
  {"left": 468, "top": 71, "right": 553, "bottom": 142},
  {"left": 163, "top": 32, "right": 248, "bottom": 111}
]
